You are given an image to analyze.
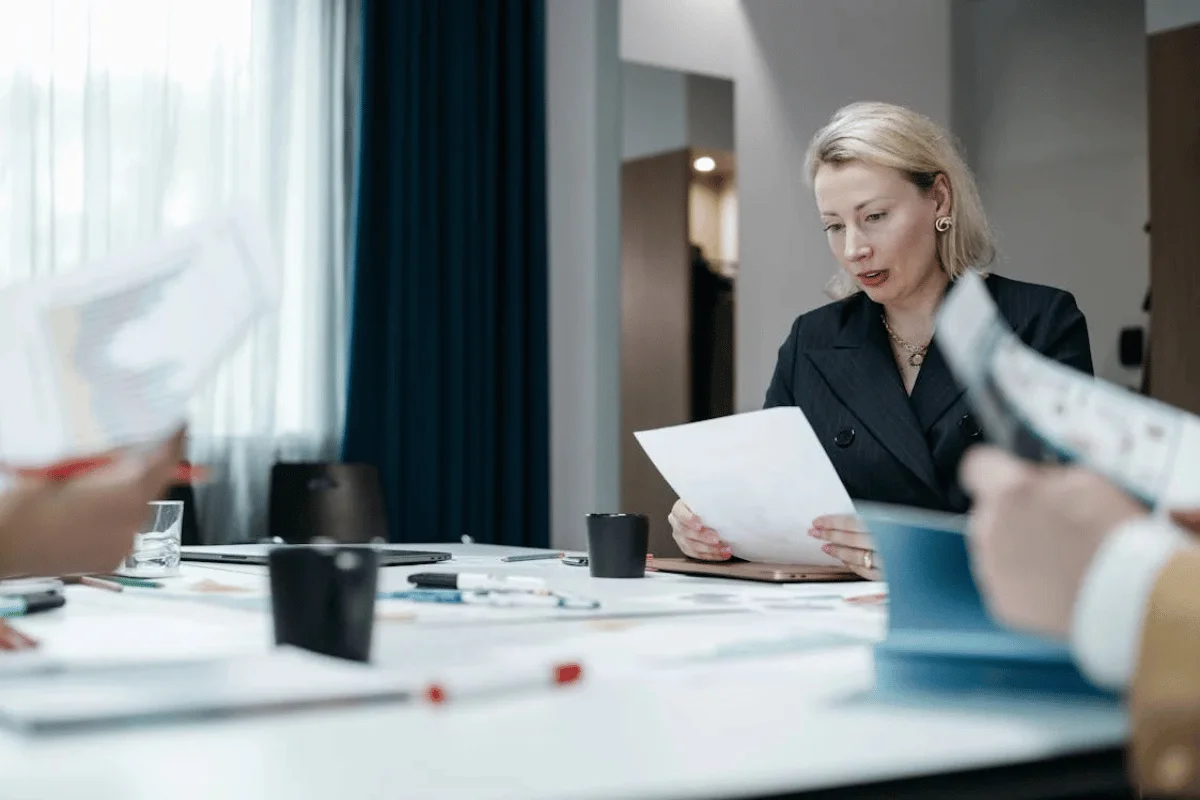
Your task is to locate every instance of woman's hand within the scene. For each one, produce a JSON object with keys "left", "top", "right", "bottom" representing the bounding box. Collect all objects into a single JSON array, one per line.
[
  {"left": 809, "top": 514, "right": 883, "bottom": 580},
  {"left": 668, "top": 499, "right": 732, "bottom": 561},
  {"left": 0, "top": 429, "right": 187, "bottom": 579}
]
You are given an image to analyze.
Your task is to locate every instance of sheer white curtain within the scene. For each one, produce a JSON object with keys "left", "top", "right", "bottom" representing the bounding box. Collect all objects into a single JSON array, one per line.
[{"left": 0, "top": 0, "right": 350, "bottom": 542}]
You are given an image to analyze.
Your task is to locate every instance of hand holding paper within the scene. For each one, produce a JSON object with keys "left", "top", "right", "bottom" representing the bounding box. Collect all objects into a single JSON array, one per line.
[
  {"left": 959, "top": 445, "right": 1146, "bottom": 638},
  {"left": 635, "top": 408, "right": 853, "bottom": 566},
  {"left": 0, "top": 211, "right": 278, "bottom": 473},
  {"left": 935, "top": 271, "right": 1200, "bottom": 512}
]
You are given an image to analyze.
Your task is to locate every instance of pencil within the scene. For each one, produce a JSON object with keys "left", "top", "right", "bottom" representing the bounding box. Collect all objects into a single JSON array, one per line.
[{"left": 77, "top": 575, "right": 124, "bottom": 593}]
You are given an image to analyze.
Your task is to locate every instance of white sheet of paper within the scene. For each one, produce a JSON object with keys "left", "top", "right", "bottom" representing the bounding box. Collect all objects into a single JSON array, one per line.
[
  {"left": 634, "top": 407, "right": 854, "bottom": 565},
  {"left": 0, "top": 647, "right": 409, "bottom": 734},
  {"left": 0, "top": 210, "right": 278, "bottom": 464}
]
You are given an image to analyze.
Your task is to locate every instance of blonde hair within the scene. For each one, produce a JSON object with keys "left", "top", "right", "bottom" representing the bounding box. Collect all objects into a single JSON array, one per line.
[{"left": 805, "top": 101, "right": 995, "bottom": 299}]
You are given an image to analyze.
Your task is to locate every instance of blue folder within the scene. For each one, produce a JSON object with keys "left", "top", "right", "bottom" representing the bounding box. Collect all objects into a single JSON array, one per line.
[{"left": 857, "top": 503, "right": 1116, "bottom": 698}]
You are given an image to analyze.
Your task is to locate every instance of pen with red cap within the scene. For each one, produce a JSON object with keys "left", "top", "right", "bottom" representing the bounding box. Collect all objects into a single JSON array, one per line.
[{"left": 423, "top": 661, "right": 584, "bottom": 705}]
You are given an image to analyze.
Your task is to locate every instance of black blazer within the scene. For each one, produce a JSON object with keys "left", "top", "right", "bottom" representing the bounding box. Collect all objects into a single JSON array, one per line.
[{"left": 764, "top": 274, "right": 1093, "bottom": 513}]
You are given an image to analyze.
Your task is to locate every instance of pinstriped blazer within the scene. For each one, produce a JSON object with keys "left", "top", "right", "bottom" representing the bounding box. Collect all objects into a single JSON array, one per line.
[{"left": 764, "top": 274, "right": 1093, "bottom": 513}]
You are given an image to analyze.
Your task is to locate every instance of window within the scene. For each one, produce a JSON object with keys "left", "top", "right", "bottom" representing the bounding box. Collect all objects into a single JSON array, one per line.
[{"left": 0, "top": 0, "right": 351, "bottom": 541}]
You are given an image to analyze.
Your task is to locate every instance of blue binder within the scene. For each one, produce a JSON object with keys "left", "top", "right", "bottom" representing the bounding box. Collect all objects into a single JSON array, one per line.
[{"left": 858, "top": 503, "right": 1116, "bottom": 698}]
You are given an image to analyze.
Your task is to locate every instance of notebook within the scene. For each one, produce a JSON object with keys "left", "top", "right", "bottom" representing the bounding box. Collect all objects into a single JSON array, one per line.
[
  {"left": 648, "top": 558, "right": 857, "bottom": 583},
  {"left": 857, "top": 502, "right": 1115, "bottom": 698}
]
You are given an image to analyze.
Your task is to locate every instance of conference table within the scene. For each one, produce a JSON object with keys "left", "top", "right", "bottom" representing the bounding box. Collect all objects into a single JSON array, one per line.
[{"left": 0, "top": 544, "right": 1131, "bottom": 799}]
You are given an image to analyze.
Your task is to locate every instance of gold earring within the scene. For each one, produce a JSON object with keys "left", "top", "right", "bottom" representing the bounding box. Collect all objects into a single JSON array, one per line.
[{"left": 935, "top": 216, "right": 952, "bottom": 233}]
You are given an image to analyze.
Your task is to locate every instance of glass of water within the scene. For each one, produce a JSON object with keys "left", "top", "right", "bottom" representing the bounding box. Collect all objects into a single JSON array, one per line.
[{"left": 116, "top": 500, "right": 184, "bottom": 578}]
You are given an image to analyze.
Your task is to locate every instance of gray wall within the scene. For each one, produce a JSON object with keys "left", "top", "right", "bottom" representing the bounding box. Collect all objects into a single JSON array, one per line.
[
  {"left": 621, "top": 0, "right": 743, "bottom": 79},
  {"left": 546, "top": 0, "right": 621, "bottom": 550},
  {"left": 622, "top": 0, "right": 952, "bottom": 411},
  {"left": 621, "top": 64, "right": 734, "bottom": 160},
  {"left": 686, "top": 73, "right": 734, "bottom": 153},
  {"left": 1147, "top": 0, "right": 1200, "bottom": 32},
  {"left": 622, "top": 63, "right": 687, "bottom": 160},
  {"left": 953, "top": 0, "right": 1148, "bottom": 384}
]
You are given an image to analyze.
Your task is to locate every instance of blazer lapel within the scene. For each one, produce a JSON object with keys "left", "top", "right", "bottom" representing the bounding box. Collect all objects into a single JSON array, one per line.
[
  {"left": 908, "top": 340, "right": 967, "bottom": 431},
  {"left": 805, "top": 298, "right": 941, "bottom": 496}
]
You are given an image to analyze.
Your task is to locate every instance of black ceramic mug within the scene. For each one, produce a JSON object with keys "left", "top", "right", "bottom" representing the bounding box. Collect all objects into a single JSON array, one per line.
[
  {"left": 268, "top": 545, "right": 379, "bottom": 662},
  {"left": 585, "top": 513, "right": 649, "bottom": 578}
]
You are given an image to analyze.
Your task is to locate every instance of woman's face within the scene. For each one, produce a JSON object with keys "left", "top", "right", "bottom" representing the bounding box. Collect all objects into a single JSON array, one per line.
[{"left": 813, "top": 160, "right": 949, "bottom": 305}]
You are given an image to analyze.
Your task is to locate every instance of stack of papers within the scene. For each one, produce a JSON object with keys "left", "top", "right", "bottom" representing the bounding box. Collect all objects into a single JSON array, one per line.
[{"left": 0, "top": 211, "right": 278, "bottom": 466}]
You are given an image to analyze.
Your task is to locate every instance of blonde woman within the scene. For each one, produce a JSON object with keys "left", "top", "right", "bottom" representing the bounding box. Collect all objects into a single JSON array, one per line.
[{"left": 669, "top": 102, "right": 1092, "bottom": 580}]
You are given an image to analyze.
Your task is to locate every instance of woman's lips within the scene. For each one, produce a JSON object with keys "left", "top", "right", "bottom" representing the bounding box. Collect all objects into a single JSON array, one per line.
[{"left": 857, "top": 269, "right": 889, "bottom": 288}]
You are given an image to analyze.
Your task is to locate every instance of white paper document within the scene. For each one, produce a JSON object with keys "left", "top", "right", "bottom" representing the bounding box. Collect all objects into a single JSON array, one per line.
[
  {"left": 634, "top": 407, "right": 853, "bottom": 565},
  {"left": 936, "top": 271, "right": 1200, "bottom": 510},
  {"left": 0, "top": 647, "right": 410, "bottom": 734},
  {"left": 0, "top": 211, "right": 279, "bottom": 465}
]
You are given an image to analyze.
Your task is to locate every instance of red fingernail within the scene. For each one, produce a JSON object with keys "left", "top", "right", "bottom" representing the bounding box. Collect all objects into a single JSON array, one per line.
[
  {"left": 821, "top": 544, "right": 832, "bottom": 554},
  {"left": 808, "top": 529, "right": 820, "bottom": 538}
]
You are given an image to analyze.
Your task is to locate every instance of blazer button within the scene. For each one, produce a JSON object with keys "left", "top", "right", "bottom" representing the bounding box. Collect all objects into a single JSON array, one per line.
[
  {"left": 834, "top": 428, "right": 855, "bottom": 448},
  {"left": 1154, "top": 744, "right": 1194, "bottom": 792},
  {"left": 958, "top": 414, "right": 982, "bottom": 440}
]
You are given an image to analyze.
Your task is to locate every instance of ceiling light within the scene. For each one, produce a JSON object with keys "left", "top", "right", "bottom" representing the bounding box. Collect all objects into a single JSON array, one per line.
[{"left": 693, "top": 156, "right": 715, "bottom": 173}]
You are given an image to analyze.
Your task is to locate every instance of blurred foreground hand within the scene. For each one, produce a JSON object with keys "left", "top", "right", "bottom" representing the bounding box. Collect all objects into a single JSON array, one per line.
[
  {"left": 0, "top": 430, "right": 187, "bottom": 579},
  {"left": 960, "top": 446, "right": 1145, "bottom": 638}
]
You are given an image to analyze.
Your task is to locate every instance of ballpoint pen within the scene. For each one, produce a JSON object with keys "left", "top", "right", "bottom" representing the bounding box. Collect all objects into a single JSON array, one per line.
[{"left": 424, "top": 662, "right": 583, "bottom": 705}]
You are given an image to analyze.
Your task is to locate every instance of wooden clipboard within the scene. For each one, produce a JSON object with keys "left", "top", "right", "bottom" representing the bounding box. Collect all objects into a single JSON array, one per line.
[{"left": 648, "top": 558, "right": 858, "bottom": 583}]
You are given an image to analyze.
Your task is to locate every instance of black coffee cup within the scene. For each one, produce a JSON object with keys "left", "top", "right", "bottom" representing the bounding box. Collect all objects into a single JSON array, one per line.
[
  {"left": 268, "top": 545, "right": 379, "bottom": 662},
  {"left": 586, "top": 513, "right": 649, "bottom": 578}
]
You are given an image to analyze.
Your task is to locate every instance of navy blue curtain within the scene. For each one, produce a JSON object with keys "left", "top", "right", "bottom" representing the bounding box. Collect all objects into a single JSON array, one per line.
[{"left": 342, "top": 0, "right": 548, "bottom": 548}]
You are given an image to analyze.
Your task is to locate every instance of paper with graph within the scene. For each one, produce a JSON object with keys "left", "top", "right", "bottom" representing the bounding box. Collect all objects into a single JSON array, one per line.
[
  {"left": 0, "top": 212, "right": 279, "bottom": 465},
  {"left": 935, "top": 271, "right": 1200, "bottom": 511},
  {"left": 634, "top": 407, "right": 853, "bottom": 565}
]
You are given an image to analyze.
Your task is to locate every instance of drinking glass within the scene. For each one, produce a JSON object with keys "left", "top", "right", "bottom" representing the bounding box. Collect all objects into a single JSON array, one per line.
[{"left": 116, "top": 500, "right": 184, "bottom": 578}]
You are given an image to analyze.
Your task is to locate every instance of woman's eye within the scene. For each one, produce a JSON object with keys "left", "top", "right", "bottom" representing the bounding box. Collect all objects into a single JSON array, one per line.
[
  {"left": 865, "top": 212, "right": 887, "bottom": 223},
  {"left": 823, "top": 222, "right": 844, "bottom": 233}
]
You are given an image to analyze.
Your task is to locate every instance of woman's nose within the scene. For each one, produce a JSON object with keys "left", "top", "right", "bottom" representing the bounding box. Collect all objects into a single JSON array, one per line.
[{"left": 843, "top": 229, "right": 871, "bottom": 262}]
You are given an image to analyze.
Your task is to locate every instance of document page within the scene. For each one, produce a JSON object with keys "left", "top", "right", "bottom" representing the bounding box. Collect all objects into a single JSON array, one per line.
[
  {"left": 936, "top": 272, "right": 1200, "bottom": 510},
  {"left": 0, "top": 212, "right": 278, "bottom": 466},
  {"left": 634, "top": 407, "right": 852, "bottom": 565},
  {"left": 0, "top": 647, "right": 410, "bottom": 734}
]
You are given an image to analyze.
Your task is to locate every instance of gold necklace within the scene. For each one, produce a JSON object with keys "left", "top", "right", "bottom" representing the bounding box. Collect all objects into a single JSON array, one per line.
[{"left": 881, "top": 313, "right": 930, "bottom": 367}]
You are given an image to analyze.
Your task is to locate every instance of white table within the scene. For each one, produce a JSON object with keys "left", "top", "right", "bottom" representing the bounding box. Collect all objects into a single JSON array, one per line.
[{"left": 0, "top": 545, "right": 1130, "bottom": 799}]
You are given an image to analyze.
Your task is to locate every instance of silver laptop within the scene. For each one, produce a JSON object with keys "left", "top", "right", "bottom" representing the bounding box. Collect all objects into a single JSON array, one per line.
[{"left": 180, "top": 543, "right": 452, "bottom": 567}]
